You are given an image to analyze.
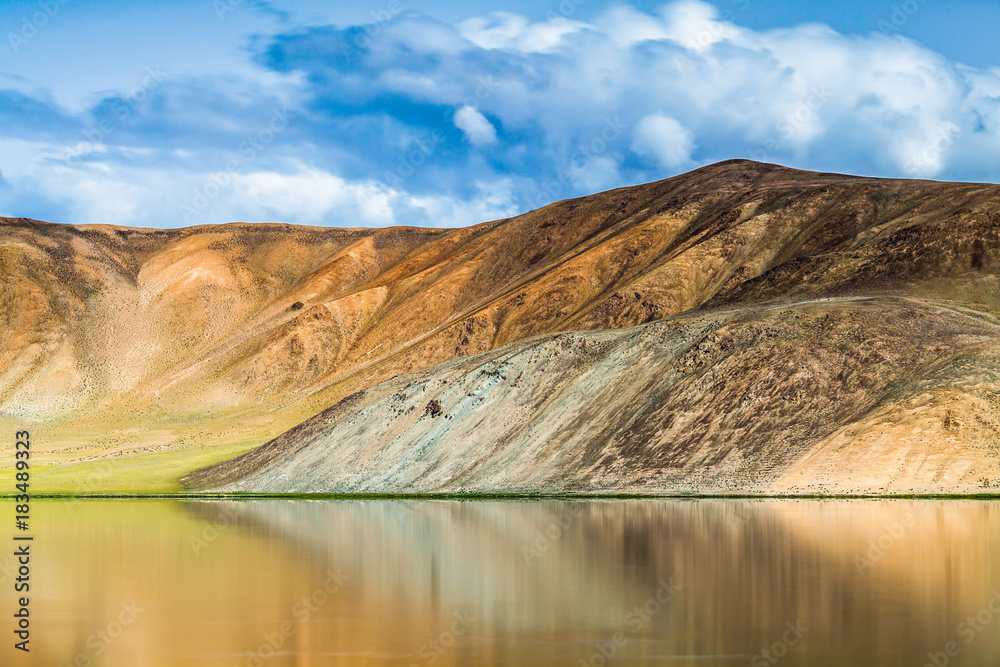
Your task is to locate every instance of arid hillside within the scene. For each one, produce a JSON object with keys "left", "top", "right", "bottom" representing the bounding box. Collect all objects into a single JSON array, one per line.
[
  {"left": 4, "top": 160, "right": 1000, "bottom": 492},
  {"left": 189, "top": 297, "right": 1000, "bottom": 494}
]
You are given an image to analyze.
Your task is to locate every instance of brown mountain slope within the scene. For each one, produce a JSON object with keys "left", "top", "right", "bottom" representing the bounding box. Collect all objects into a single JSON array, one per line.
[
  {"left": 188, "top": 297, "right": 1000, "bottom": 494},
  {"left": 4, "top": 159, "right": 1000, "bottom": 491}
]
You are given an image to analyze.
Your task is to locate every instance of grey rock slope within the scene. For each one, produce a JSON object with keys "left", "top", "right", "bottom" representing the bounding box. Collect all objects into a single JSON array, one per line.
[{"left": 187, "top": 296, "right": 1000, "bottom": 494}]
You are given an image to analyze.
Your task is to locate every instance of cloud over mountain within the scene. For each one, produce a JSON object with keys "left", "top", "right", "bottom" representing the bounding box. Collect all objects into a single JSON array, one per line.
[{"left": 1, "top": 1, "right": 998, "bottom": 228}]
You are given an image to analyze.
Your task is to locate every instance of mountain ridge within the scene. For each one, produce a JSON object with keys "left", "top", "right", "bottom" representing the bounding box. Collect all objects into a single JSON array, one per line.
[
  {"left": 187, "top": 295, "right": 1000, "bottom": 495},
  {"left": 4, "top": 160, "right": 1000, "bottom": 492}
]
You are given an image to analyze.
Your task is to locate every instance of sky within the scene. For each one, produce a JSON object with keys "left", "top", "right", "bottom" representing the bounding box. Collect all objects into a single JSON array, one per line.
[{"left": 0, "top": 0, "right": 999, "bottom": 228}]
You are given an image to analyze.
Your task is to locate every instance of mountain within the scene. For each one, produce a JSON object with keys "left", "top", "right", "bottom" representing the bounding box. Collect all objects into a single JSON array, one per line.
[
  {"left": 4, "top": 160, "right": 1000, "bottom": 492},
  {"left": 186, "top": 297, "right": 1000, "bottom": 494}
]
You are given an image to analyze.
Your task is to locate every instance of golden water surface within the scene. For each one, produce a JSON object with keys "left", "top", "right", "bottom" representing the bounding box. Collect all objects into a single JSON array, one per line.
[{"left": 2, "top": 499, "right": 999, "bottom": 666}]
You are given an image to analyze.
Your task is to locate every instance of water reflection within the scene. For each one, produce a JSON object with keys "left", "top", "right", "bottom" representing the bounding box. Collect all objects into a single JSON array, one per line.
[{"left": 7, "top": 500, "right": 1000, "bottom": 666}]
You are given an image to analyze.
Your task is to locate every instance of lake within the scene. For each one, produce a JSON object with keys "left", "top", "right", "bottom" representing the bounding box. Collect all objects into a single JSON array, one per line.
[{"left": 4, "top": 499, "right": 1000, "bottom": 666}]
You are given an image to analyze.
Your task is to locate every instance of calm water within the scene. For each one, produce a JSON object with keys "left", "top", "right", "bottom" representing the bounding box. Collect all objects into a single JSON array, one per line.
[{"left": 3, "top": 499, "right": 1000, "bottom": 666}]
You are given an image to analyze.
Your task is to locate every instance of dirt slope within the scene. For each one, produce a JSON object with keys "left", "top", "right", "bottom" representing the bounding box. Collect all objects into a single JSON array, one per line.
[
  {"left": 4, "top": 160, "right": 1000, "bottom": 491},
  {"left": 188, "top": 297, "right": 1000, "bottom": 494}
]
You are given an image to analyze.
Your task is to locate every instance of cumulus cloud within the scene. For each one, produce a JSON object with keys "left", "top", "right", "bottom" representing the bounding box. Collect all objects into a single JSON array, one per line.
[
  {"left": 453, "top": 105, "right": 498, "bottom": 146},
  {"left": 225, "top": 167, "right": 396, "bottom": 226},
  {"left": 2, "top": 1, "right": 1000, "bottom": 228},
  {"left": 458, "top": 12, "right": 587, "bottom": 53},
  {"left": 632, "top": 115, "right": 695, "bottom": 168},
  {"left": 659, "top": 0, "right": 742, "bottom": 51},
  {"left": 211, "top": 1, "right": 1000, "bottom": 191},
  {"left": 406, "top": 179, "right": 520, "bottom": 228}
]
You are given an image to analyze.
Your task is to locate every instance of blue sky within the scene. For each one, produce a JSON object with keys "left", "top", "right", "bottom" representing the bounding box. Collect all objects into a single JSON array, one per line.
[{"left": 1, "top": 0, "right": 999, "bottom": 228}]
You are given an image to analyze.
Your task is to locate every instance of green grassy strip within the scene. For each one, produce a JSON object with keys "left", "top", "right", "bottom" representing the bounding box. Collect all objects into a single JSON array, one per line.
[{"left": 1, "top": 492, "right": 998, "bottom": 500}]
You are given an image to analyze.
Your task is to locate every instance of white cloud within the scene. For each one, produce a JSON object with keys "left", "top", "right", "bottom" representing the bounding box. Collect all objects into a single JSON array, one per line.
[
  {"left": 441, "top": 1, "right": 1000, "bottom": 181},
  {"left": 659, "top": 0, "right": 742, "bottom": 51},
  {"left": 458, "top": 12, "right": 587, "bottom": 53},
  {"left": 407, "top": 180, "right": 520, "bottom": 227},
  {"left": 0, "top": 139, "right": 516, "bottom": 229},
  {"left": 5, "top": 1, "right": 1000, "bottom": 230},
  {"left": 602, "top": 6, "right": 672, "bottom": 47},
  {"left": 566, "top": 156, "right": 624, "bottom": 194},
  {"left": 632, "top": 115, "right": 695, "bottom": 168},
  {"left": 453, "top": 106, "right": 498, "bottom": 146},
  {"left": 226, "top": 167, "right": 396, "bottom": 226}
]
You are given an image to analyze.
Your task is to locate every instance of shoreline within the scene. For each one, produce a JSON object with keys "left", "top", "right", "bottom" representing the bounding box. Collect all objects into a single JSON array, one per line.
[{"left": 3, "top": 492, "right": 1000, "bottom": 500}]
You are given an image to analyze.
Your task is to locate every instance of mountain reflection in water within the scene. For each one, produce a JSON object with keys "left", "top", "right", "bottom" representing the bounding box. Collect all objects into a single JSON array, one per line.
[{"left": 9, "top": 499, "right": 1000, "bottom": 666}]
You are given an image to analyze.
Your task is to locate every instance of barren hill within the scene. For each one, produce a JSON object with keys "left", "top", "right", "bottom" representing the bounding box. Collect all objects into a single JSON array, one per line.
[
  {"left": 4, "top": 160, "right": 1000, "bottom": 492},
  {"left": 188, "top": 297, "right": 1000, "bottom": 494}
]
